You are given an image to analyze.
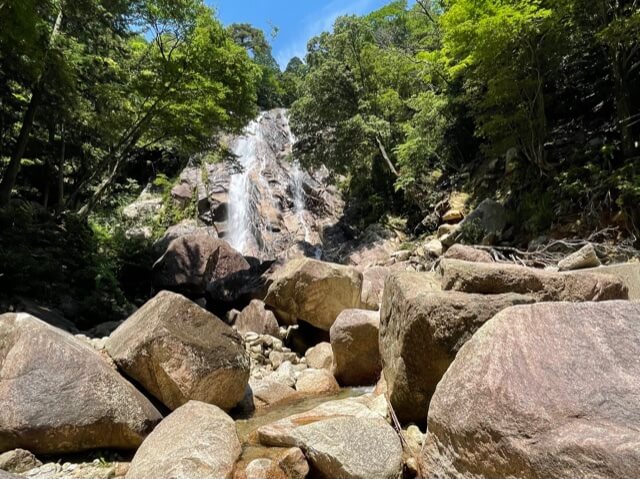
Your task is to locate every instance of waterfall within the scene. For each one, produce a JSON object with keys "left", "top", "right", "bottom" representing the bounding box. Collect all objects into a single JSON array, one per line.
[{"left": 227, "top": 116, "right": 261, "bottom": 253}]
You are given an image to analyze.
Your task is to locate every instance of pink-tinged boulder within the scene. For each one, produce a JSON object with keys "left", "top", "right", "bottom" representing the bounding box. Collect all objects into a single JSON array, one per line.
[
  {"left": 126, "top": 401, "right": 240, "bottom": 479},
  {"left": 441, "top": 258, "right": 628, "bottom": 301},
  {"left": 330, "top": 309, "right": 382, "bottom": 386},
  {"left": 360, "top": 266, "right": 391, "bottom": 311},
  {"left": 443, "top": 244, "right": 493, "bottom": 263},
  {"left": 380, "top": 272, "right": 534, "bottom": 423},
  {"left": 234, "top": 300, "right": 280, "bottom": 337},
  {"left": 106, "top": 291, "right": 249, "bottom": 411},
  {"left": 0, "top": 314, "right": 161, "bottom": 454},
  {"left": 421, "top": 301, "right": 640, "bottom": 479},
  {"left": 264, "top": 258, "right": 363, "bottom": 331},
  {"left": 295, "top": 369, "right": 339, "bottom": 395},
  {"left": 304, "top": 342, "right": 333, "bottom": 370}
]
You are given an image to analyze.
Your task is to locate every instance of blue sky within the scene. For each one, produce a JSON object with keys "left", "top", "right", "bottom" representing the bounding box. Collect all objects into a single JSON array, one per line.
[{"left": 207, "top": 0, "right": 395, "bottom": 69}]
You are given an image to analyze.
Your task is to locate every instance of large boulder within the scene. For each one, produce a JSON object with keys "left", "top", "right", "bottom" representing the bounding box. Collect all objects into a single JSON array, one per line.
[
  {"left": 126, "top": 401, "right": 240, "bottom": 479},
  {"left": 264, "top": 258, "right": 363, "bottom": 331},
  {"left": 421, "top": 301, "right": 640, "bottom": 479},
  {"left": 152, "top": 234, "right": 249, "bottom": 297},
  {"left": 106, "top": 291, "right": 250, "bottom": 411},
  {"left": 359, "top": 266, "right": 391, "bottom": 311},
  {"left": 380, "top": 272, "right": 534, "bottom": 423},
  {"left": 153, "top": 220, "right": 218, "bottom": 257},
  {"left": 441, "top": 258, "right": 628, "bottom": 301},
  {"left": 0, "top": 314, "right": 162, "bottom": 454},
  {"left": 458, "top": 199, "right": 507, "bottom": 241},
  {"left": 578, "top": 262, "right": 640, "bottom": 300},
  {"left": 330, "top": 309, "right": 382, "bottom": 386},
  {"left": 234, "top": 300, "right": 280, "bottom": 337}
]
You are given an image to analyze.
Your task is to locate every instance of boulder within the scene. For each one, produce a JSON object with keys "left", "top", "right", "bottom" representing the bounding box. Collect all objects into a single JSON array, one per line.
[
  {"left": 442, "top": 209, "right": 464, "bottom": 223},
  {"left": 441, "top": 258, "right": 628, "bottom": 301},
  {"left": 295, "top": 369, "right": 340, "bottom": 395},
  {"left": 304, "top": 342, "right": 333, "bottom": 370},
  {"left": 264, "top": 258, "right": 363, "bottom": 331},
  {"left": 423, "top": 239, "right": 444, "bottom": 258},
  {"left": 257, "top": 395, "right": 387, "bottom": 447},
  {"left": 152, "top": 234, "right": 249, "bottom": 297},
  {"left": 380, "top": 272, "right": 534, "bottom": 423},
  {"left": 264, "top": 417, "right": 402, "bottom": 479},
  {"left": 234, "top": 300, "right": 280, "bottom": 337},
  {"left": 558, "top": 243, "right": 601, "bottom": 271},
  {"left": 0, "top": 449, "right": 41, "bottom": 474},
  {"left": 578, "top": 262, "right": 640, "bottom": 299},
  {"left": 243, "top": 459, "right": 287, "bottom": 479},
  {"left": 443, "top": 244, "right": 493, "bottom": 263},
  {"left": 106, "top": 291, "right": 250, "bottom": 411},
  {"left": 458, "top": 199, "right": 507, "bottom": 240},
  {"left": 170, "top": 182, "right": 193, "bottom": 208},
  {"left": 249, "top": 379, "right": 299, "bottom": 409},
  {"left": 330, "top": 309, "right": 382, "bottom": 386},
  {"left": 0, "top": 313, "right": 162, "bottom": 454},
  {"left": 0, "top": 471, "right": 20, "bottom": 479},
  {"left": 153, "top": 220, "right": 217, "bottom": 256},
  {"left": 421, "top": 301, "right": 640, "bottom": 479},
  {"left": 126, "top": 401, "right": 240, "bottom": 479},
  {"left": 275, "top": 448, "right": 309, "bottom": 479},
  {"left": 359, "top": 266, "right": 391, "bottom": 311}
]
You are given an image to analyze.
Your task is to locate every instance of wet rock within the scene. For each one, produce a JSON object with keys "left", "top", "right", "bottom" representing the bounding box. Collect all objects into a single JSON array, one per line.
[
  {"left": 152, "top": 234, "right": 249, "bottom": 297},
  {"left": 421, "top": 301, "right": 640, "bottom": 479},
  {"left": 126, "top": 401, "right": 240, "bottom": 479},
  {"left": 106, "top": 291, "right": 249, "bottom": 411},
  {"left": 443, "top": 244, "right": 493, "bottom": 263},
  {"left": 380, "top": 272, "right": 534, "bottom": 423},
  {"left": 330, "top": 309, "right": 381, "bottom": 387},
  {"left": 295, "top": 369, "right": 339, "bottom": 395},
  {"left": 441, "top": 258, "right": 628, "bottom": 301},
  {"left": 0, "top": 313, "right": 161, "bottom": 454},
  {"left": 558, "top": 243, "right": 601, "bottom": 271},
  {"left": 265, "top": 258, "right": 363, "bottom": 331},
  {"left": 304, "top": 342, "right": 333, "bottom": 370},
  {"left": 0, "top": 449, "right": 41, "bottom": 473},
  {"left": 235, "top": 300, "right": 280, "bottom": 337}
]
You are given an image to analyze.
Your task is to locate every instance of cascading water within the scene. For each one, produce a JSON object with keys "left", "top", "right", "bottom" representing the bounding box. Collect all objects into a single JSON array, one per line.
[
  {"left": 224, "top": 109, "right": 326, "bottom": 259},
  {"left": 227, "top": 116, "right": 262, "bottom": 253}
]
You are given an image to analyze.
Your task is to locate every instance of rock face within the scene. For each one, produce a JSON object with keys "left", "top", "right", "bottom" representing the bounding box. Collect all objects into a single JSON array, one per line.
[
  {"left": 330, "top": 309, "right": 382, "bottom": 386},
  {"left": 234, "top": 300, "right": 280, "bottom": 337},
  {"left": 264, "top": 258, "right": 363, "bottom": 331},
  {"left": 441, "top": 258, "right": 628, "bottom": 301},
  {"left": 443, "top": 244, "right": 493, "bottom": 263},
  {"left": 558, "top": 243, "right": 601, "bottom": 271},
  {"left": 152, "top": 234, "right": 250, "bottom": 297},
  {"left": 126, "top": 401, "right": 240, "bottom": 479},
  {"left": 153, "top": 220, "right": 218, "bottom": 256},
  {"left": 421, "top": 301, "right": 640, "bottom": 479},
  {"left": 106, "top": 291, "right": 250, "bottom": 411},
  {"left": 380, "top": 272, "right": 534, "bottom": 423},
  {"left": 174, "top": 110, "right": 343, "bottom": 261},
  {"left": 0, "top": 313, "right": 161, "bottom": 454}
]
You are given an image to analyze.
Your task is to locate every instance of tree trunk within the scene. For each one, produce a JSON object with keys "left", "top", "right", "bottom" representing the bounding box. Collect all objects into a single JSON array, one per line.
[
  {"left": 376, "top": 136, "right": 400, "bottom": 177},
  {"left": 57, "top": 123, "right": 65, "bottom": 211},
  {"left": 0, "top": 7, "right": 63, "bottom": 207}
]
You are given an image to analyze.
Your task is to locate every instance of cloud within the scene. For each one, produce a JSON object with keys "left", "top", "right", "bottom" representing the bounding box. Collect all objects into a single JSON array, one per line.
[{"left": 274, "top": 0, "right": 379, "bottom": 69}]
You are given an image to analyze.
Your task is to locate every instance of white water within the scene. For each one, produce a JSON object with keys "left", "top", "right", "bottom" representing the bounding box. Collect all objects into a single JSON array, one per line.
[{"left": 227, "top": 117, "right": 261, "bottom": 253}]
